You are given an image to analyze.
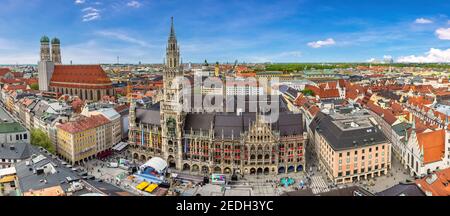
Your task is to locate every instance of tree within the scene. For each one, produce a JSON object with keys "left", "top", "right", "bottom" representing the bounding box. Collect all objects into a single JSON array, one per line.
[
  {"left": 30, "top": 129, "right": 55, "bottom": 154},
  {"left": 30, "top": 83, "right": 39, "bottom": 90},
  {"left": 301, "top": 89, "right": 315, "bottom": 96}
]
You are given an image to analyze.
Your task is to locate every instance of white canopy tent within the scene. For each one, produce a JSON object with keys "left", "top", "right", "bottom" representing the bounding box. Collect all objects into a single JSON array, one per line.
[{"left": 140, "top": 157, "right": 168, "bottom": 174}]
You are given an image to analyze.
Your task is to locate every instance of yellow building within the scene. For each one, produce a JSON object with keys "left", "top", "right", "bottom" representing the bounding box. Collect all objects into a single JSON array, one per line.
[
  {"left": 57, "top": 115, "right": 110, "bottom": 165},
  {"left": 215, "top": 62, "right": 220, "bottom": 77},
  {"left": 5, "top": 93, "right": 16, "bottom": 112}
]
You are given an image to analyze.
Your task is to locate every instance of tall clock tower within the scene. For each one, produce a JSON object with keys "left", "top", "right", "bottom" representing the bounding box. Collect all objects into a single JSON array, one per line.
[{"left": 161, "top": 17, "right": 185, "bottom": 170}]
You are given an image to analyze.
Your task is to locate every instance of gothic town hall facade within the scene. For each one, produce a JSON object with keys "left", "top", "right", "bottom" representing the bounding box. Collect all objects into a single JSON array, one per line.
[{"left": 129, "top": 18, "right": 307, "bottom": 176}]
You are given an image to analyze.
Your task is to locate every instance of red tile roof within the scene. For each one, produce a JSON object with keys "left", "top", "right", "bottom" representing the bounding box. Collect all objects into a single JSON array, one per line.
[
  {"left": 305, "top": 84, "right": 340, "bottom": 99},
  {"left": 57, "top": 115, "right": 110, "bottom": 134},
  {"left": 308, "top": 105, "right": 320, "bottom": 117},
  {"left": 0, "top": 68, "right": 11, "bottom": 76},
  {"left": 71, "top": 99, "right": 84, "bottom": 113},
  {"left": 50, "top": 65, "right": 112, "bottom": 89},
  {"left": 416, "top": 168, "right": 450, "bottom": 196},
  {"left": 12, "top": 72, "right": 23, "bottom": 78},
  {"left": 3, "top": 84, "right": 28, "bottom": 91},
  {"left": 416, "top": 130, "right": 445, "bottom": 164},
  {"left": 114, "top": 104, "right": 129, "bottom": 113},
  {"left": 346, "top": 89, "right": 359, "bottom": 100},
  {"left": 390, "top": 102, "right": 403, "bottom": 114},
  {"left": 382, "top": 109, "right": 397, "bottom": 125},
  {"left": 408, "top": 96, "right": 433, "bottom": 107}
]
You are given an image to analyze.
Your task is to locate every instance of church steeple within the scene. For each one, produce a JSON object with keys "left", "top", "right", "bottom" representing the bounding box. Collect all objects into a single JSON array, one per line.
[
  {"left": 170, "top": 16, "right": 176, "bottom": 38},
  {"left": 166, "top": 17, "right": 180, "bottom": 68}
]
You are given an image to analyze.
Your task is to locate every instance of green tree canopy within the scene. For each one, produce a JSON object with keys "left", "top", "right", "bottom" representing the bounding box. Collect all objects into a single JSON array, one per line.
[
  {"left": 30, "top": 83, "right": 39, "bottom": 90},
  {"left": 301, "top": 89, "right": 315, "bottom": 96},
  {"left": 30, "top": 129, "right": 55, "bottom": 154}
]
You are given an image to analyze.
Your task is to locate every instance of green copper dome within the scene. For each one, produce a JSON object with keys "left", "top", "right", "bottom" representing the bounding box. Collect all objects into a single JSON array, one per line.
[
  {"left": 40, "top": 36, "right": 50, "bottom": 43},
  {"left": 51, "top": 38, "right": 60, "bottom": 44}
]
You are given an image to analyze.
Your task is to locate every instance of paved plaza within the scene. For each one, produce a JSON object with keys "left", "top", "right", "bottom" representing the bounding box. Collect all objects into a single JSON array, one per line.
[
  {"left": 353, "top": 155, "right": 414, "bottom": 193},
  {"left": 75, "top": 144, "right": 414, "bottom": 196}
]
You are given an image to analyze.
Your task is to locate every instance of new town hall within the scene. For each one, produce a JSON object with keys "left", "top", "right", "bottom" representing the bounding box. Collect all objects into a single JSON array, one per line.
[{"left": 129, "top": 18, "right": 307, "bottom": 176}]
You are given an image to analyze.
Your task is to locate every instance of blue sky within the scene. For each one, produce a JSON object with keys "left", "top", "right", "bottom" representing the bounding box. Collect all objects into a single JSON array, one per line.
[{"left": 0, "top": 0, "right": 450, "bottom": 64}]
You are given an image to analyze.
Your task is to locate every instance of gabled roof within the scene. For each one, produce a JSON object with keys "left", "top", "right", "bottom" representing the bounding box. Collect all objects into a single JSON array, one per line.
[
  {"left": 50, "top": 65, "right": 112, "bottom": 85},
  {"left": 416, "top": 129, "right": 445, "bottom": 164},
  {"left": 0, "top": 68, "right": 11, "bottom": 76},
  {"left": 305, "top": 84, "right": 340, "bottom": 99},
  {"left": 382, "top": 109, "right": 397, "bottom": 125}
]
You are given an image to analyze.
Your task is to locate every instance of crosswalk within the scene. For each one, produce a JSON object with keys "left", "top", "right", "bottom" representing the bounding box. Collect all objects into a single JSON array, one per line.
[{"left": 310, "top": 176, "right": 330, "bottom": 194}]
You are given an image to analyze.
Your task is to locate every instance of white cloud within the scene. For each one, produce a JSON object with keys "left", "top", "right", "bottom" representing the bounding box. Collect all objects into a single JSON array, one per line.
[
  {"left": 366, "top": 58, "right": 376, "bottom": 63},
  {"left": 82, "top": 7, "right": 101, "bottom": 22},
  {"left": 397, "top": 48, "right": 450, "bottom": 63},
  {"left": 435, "top": 28, "right": 450, "bottom": 40},
  {"left": 95, "top": 30, "right": 152, "bottom": 48},
  {"left": 307, "top": 38, "right": 335, "bottom": 48},
  {"left": 414, "top": 18, "right": 433, "bottom": 24},
  {"left": 82, "top": 7, "right": 99, "bottom": 13},
  {"left": 75, "top": 0, "right": 85, "bottom": 4},
  {"left": 127, "top": 1, "right": 142, "bottom": 8}
]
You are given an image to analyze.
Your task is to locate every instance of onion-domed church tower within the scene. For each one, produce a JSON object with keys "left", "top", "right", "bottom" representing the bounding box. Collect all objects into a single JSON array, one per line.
[
  {"left": 161, "top": 17, "right": 186, "bottom": 170},
  {"left": 51, "top": 38, "right": 62, "bottom": 64},
  {"left": 40, "top": 36, "right": 51, "bottom": 61},
  {"left": 38, "top": 36, "right": 54, "bottom": 91}
]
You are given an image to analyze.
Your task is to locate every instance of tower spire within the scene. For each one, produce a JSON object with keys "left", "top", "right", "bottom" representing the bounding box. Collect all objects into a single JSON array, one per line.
[
  {"left": 166, "top": 17, "right": 180, "bottom": 68},
  {"left": 170, "top": 16, "right": 176, "bottom": 38}
]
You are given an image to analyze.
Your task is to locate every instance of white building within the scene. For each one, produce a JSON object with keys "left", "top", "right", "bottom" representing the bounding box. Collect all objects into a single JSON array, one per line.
[
  {"left": 226, "top": 81, "right": 264, "bottom": 96},
  {"left": 403, "top": 126, "right": 449, "bottom": 177}
]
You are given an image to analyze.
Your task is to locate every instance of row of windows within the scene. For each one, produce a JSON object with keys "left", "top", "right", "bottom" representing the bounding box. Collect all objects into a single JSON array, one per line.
[
  {"left": 7, "top": 133, "right": 28, "bottom": 142},
  {"left": 338, "top": 152, "right": 386, "bottom": 164},
  {"left": 338, "top": 145, "right": 386, "bottom": 157},
  {"left": 338, "top": 159, "right": 386, "bottom": 171},
  {"left": 338, "top": 164, "right": 386, "bottom": 176},
  {"left": 1, "top": 158, "right": 18, "bottom": 163}
]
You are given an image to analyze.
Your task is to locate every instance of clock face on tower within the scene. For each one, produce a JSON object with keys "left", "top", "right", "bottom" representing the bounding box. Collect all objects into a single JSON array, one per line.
[{"left": 166, "top": 117, "right": 176, "bottom": 137}]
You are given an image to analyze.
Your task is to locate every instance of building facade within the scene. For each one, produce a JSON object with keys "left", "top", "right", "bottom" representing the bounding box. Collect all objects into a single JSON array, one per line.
[
  {"left": 311, "top": 110, "right": 391, "bottom": 184},
  {"left": 37, "top": 36, "right": 114, "bottom": 100},
  {"left": 56, "top": 115, "right": 111, "bottom": 164},
  {"left": 129, "top": 18, "right": 307, "bottom": 176}
]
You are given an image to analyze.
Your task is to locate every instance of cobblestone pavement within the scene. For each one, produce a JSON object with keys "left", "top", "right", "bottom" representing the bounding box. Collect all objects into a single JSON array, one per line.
[
  {"left": 352, "top": 155, "right": 413, "bottom": 194},
  {"left": 79, "top": 144, "right": 413, "bottom": 196},
  {"left": 83, "top": 158, "right": 141, "bottom": 195}
]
